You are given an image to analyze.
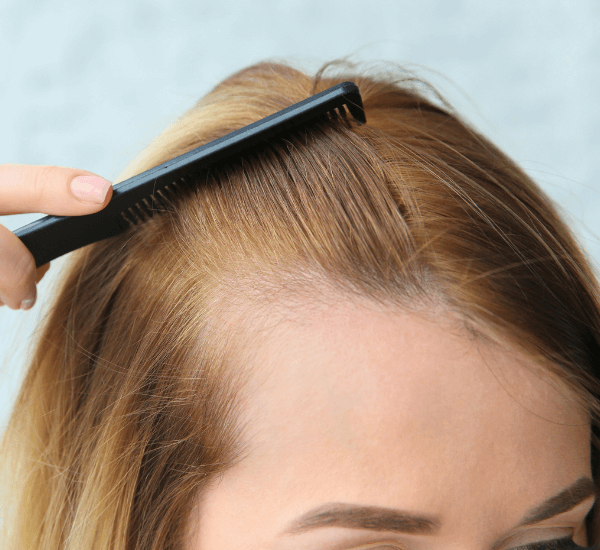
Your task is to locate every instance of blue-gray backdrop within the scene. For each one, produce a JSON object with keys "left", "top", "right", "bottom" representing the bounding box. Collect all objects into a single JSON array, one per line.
[{"left": 1, "top": 0, "right": 599, "bottom": 432}]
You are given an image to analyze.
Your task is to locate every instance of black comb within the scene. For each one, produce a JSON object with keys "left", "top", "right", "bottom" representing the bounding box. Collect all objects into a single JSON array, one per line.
[{"left": 13, "top": 81, "right": 366, "bottom": 268}]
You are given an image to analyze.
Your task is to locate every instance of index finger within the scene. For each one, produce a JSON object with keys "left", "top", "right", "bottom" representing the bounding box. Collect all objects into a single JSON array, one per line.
[{"left": 0, "top": 164, "right": 113, "bottom": 215}]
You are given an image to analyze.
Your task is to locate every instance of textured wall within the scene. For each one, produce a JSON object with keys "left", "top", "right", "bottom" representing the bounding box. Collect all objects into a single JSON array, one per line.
[{"left": 1, "top": 0, "right": 599, "bottom": 432}]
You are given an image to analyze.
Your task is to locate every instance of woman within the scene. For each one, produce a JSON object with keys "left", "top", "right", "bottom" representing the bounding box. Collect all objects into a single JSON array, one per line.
[{"left": 1, "top": 58, "right": 600, "bottom": 550}]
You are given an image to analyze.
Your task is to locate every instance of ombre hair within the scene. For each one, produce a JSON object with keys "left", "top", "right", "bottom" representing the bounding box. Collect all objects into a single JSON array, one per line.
[{"left": 2, "top": 57, "right": 600, "bottom": 549}]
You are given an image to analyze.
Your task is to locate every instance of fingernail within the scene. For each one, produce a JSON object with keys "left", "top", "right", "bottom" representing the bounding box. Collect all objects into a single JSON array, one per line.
[
  {"left": 20, "top": 298, "right": 35, "bottom": 310},
  {"left": 70, "top": 176, "right": 112, "bottom": 204},
  {"left": 20, "top": 289, "right": 36, "bottom": 310}
]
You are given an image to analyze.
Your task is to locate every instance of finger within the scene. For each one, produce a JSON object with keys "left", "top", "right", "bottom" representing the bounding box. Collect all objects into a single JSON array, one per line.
[
  {"left": 35, "top": 262, "right": 51, "bottom": 284},
  {"left": 0, "top": 221, "right": 37, "bottom": 310},
  {"left": 0, "top": 164, "right": 113, "bottom": 216}
]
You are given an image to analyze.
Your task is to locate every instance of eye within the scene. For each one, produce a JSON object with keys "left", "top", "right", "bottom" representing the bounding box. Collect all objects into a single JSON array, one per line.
[{"left": 513, "top": 536, "right": 595, "bottom": 550}]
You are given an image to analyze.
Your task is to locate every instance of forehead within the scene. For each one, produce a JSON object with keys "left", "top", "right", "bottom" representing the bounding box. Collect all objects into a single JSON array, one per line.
[
  {"left": 241, "top": 297, "right": 587, "bottom": 429},
  {"left": 230, "top": 298, "right": 590, "bottom": 512}
]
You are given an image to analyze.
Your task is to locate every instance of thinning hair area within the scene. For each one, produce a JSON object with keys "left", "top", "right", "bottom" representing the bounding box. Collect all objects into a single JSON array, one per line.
[{"left": 2, "top": 57, "right": 600, "bottom": 550}]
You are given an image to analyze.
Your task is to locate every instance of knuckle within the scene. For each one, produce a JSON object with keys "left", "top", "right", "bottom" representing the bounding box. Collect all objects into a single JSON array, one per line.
[
  {"left": 11, "top": 251, "right": 36, "bottom": 286},
  {"left": 0, "top": 226, "right": 35, "bottom": 304},
  {"left": 31, "top": 165, "right": 53, "bottom": 206},
  {"left": 0, "top": 252, "right": 35, "bottom": 307}
]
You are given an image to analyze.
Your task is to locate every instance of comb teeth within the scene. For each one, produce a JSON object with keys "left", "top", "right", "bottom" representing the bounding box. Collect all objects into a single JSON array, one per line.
[
  {"left": 120, "top": 210, "right": 133, "bottom": 226},
  {"left": 155, "top": 180, "right": 181, "bottom": 209},
  {"left": 149, "top": 189, "right": 169, "bottom": 211},
  {"left": 127, "top": 205, "right": 145, "bottom": 225},
  {"left": 136, "top": 199, "right": 152, "bottom": 220},
  {"left": 324, "top": 105, "right": 350, "bottom": 126},
  {"left": 119, "top": 180, "right": 183, "bottom": 227}
]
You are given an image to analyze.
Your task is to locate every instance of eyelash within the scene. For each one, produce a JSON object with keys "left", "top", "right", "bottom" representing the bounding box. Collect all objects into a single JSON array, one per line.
[
  {"left": 515, "top": 536, "right": 600, "bottom": 550},
  {"left": 368, "top": 537, "right": 600, "bottom": 550}
]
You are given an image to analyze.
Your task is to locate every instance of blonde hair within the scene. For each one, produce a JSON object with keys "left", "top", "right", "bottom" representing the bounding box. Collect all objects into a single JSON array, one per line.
[{"left": 2, "top": 57, "right": 600, "bottom": 549}]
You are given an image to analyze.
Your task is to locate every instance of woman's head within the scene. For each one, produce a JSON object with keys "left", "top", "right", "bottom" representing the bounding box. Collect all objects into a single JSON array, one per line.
[{"left": 2, "top": 58, "right": 600, "bottom": 550}]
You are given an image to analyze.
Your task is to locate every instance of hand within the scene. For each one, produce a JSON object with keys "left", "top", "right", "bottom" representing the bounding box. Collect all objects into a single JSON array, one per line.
[{"left": 0, "top": 164, "right": 113, "bottom": 310}]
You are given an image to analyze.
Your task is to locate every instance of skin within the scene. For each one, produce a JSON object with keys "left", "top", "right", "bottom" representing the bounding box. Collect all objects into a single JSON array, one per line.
[
  {"left": 0, "top": 163, "right": 112, "bottom": 309},
  {"left": 185, "top": 298, "right": 594, "bottom": 550}
]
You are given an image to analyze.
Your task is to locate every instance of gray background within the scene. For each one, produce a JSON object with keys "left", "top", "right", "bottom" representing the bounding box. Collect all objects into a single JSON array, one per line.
[{"left": 1, "top": 0, "right": 599, "bottom": 433}]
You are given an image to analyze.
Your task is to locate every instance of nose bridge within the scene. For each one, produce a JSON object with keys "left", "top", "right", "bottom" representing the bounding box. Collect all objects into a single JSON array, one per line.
[
  {"left": 423, "top": 468, "right": 525, "bottom": 550},
  {"left": 427, "top": 519, "right": 508, "bottom": 550}
]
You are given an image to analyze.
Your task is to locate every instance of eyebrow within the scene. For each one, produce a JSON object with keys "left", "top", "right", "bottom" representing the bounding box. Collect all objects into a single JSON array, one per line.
[{"left": 281, "top": 476, "right": 597, "bottom": 537}]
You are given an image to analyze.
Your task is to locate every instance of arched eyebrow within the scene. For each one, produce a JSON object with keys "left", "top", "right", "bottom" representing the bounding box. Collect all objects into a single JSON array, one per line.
[
  {"left": 280, "top": 476, "right": 597, "bottom": 537},
  {"left": 516, "top": 475, "right": 596, "bottom": 526}
]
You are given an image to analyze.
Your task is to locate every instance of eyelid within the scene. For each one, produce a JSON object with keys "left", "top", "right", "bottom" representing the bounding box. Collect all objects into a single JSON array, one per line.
[
  {"left": 349, "top": 534, "right": 577, "bottom": 550},
  {"left": 351, "top": 544, "right": 405, "bottom": 550},
  {"left": 512, "top": 537, "right": 574, "bottom": 550}
]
